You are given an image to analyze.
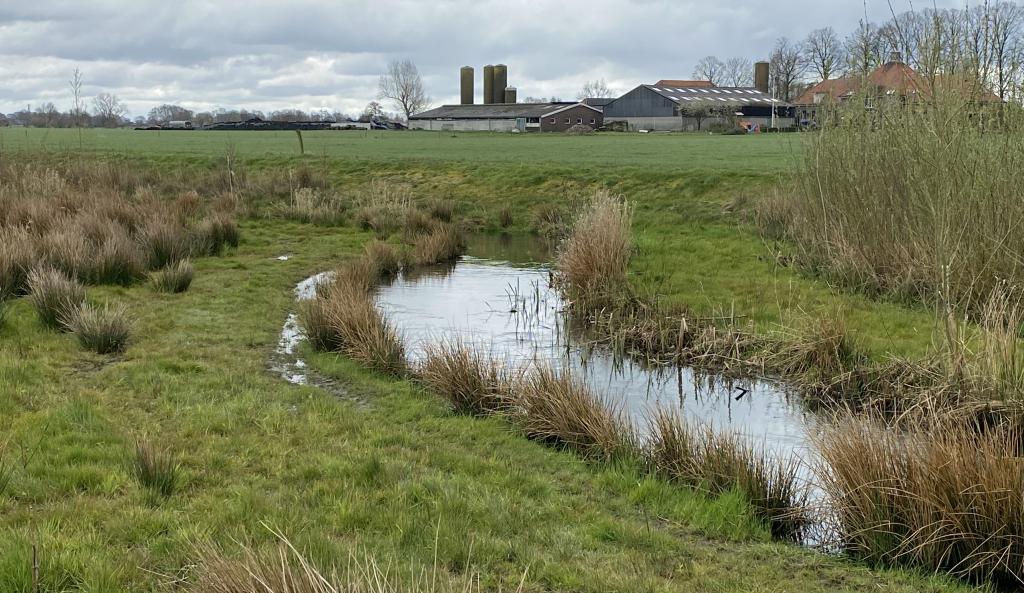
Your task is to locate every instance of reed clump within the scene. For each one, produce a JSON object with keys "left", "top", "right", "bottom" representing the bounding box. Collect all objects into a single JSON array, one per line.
[
  {"left": 816, "top": 414, "right": 1024, "bottom": 585},
  {"left": 64, "top": 302, "right": 132, "bottom": 354},
  {"left": 768, "top": 90, "right": 1024, "bottom": 319},
  {"left": 555, "top": 190, "right": 632, "bottom": 311},
  {"left": 151, "top": 259, "right": 195, "bottom": 293},
  {"left": 0, "top": 227, "right": 35, "bottom": 298},
  {"left": 419, "top": 340, "right": 511, "bottom": 415},
  {"left": 27, "top": 267, "right": 85, "bottom": 330}
]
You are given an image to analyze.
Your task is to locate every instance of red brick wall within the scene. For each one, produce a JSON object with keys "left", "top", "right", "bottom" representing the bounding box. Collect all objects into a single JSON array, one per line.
[{"left": 539, "top": 105, "right": 603, "bottom": 132}]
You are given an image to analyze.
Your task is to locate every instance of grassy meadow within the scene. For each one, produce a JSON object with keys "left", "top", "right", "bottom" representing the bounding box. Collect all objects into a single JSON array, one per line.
[{"left": 0, "top": 127, "right": 989, "bottom": 591}]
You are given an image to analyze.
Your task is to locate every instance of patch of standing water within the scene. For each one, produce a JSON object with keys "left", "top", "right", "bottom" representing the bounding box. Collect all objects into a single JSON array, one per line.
[
  {"left": 271, "top": 271, "right": 334, "bottom": 385},
  {"left": 375, "top": 235, "right": 829, "bottom": 543}
]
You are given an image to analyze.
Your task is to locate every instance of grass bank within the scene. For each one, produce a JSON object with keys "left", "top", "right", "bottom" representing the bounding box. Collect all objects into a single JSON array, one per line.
[{"left": 0, "top": 216, "right": 975, "bottom": 592}]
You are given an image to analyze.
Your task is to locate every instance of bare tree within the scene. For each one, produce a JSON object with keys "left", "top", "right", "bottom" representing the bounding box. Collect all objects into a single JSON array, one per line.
[
  {"left": 722, "top": 57, "right": 754, "bottom": 86},
  {"left": 769, "top": 37, "right": 806, "bottom": 101},
  {"left": 989, "top": 1, "right": 1024, "bottom": 99},
  {"left": 69, "top": 68, "right": 86, "bottom": 131},
  {"left": 805, "top": 27, "right": 845, "bottom": 81},
  {"left": 692, "top": 56, "right": 726, "bottom": 85},
  {"left": 846, "top": 20, "right": 885, "bottom": 76},
  {"left": 378, "top": 59, "right": 430, "bottom": 122},
  {"left": 577, "top": 79, "right": 612, "bottom": 99},
  {"left": 92, "top": 93, "right": 127, "bottom": 127},
  {"left": 147, "top": 104, "right": 194, "bottom": 125}
]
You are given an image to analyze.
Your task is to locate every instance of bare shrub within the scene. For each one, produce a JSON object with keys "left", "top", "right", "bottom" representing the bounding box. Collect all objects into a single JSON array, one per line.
[
  {"left": 64, "top": 302, "right": 132, "bottom": 354},
  {"left": 27, "top": 266, "right": 85, "bottom": 330},
  {"left": 151, "top": 259, "right": 194, "bottom": 293}
]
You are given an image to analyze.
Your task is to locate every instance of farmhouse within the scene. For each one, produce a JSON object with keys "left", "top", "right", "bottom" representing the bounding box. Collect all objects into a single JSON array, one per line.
[
  {"left": 602, "top": 63, "right": 794, "bottom": 131},
  {"left": 409, "top": 102, "right": 603, "bottom": 132},
  {"left": 793, "top": 52, "right": 1002, "bottom": 124}
]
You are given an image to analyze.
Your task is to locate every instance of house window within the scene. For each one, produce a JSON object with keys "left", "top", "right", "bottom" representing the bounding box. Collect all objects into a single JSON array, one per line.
[
  {"left": 527, "top": 117, "right": 540, "bottom": 123},
  {"left": 577, "top": 118, "right": 583, "bottom": 124},
  {"left": 589, "top": 118, "right": 596, "bottom": 124},
  {"left": 550, "top": 118, "right": 556, "bottom": 123},
  {"left": 565, "top": 117, "right": 571, "bottom": 124}
]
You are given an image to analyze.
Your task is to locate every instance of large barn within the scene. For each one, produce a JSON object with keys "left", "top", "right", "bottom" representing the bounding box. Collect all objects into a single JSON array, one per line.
[
  {"left": 408, "top": 102, "right": 603, "bottom": 132},
  {"left": 602, "top": 84, "right": 794, "bottom": 131}
]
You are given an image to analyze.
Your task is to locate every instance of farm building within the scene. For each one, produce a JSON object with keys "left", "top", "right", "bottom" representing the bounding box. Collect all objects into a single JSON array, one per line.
[
  {"left": 792, "top": 52, "right": 1001, "bottom": 125},
  {"left": 602, "top": 61, "right": 794, "bottom": 131},
  {"left": 602, "top": 85, "right": 793, "bottom": 131},
  {"left": 409, "top": 102, "right": 603, "bottom": 132}
]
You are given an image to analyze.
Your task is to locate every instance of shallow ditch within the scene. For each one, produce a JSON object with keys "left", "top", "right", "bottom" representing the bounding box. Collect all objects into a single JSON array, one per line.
[{"left": 275, "top": 234, "right": 830, "bottom": 542}]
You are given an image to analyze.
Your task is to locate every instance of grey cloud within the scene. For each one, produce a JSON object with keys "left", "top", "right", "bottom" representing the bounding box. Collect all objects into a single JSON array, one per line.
[{"left": 0, "top": 0, "right": 967, "bottom": 117}]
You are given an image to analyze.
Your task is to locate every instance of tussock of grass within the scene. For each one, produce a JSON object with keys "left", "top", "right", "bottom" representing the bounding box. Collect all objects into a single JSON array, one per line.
[
  {"left": 140, "top": 217, "right": 188, "bottom": 269},
  {"left": 363, "top": 240, "right": 401, "bottom": 278},
  {"left": 27, "top": 267, "right": 85, "bottom": 330},
  {"left": 0, "top": 227, "right": 35, "bottom": 298},
  {"left": 516, "top": 366, "right": 634, "bottom": 460},
  {"left": 90, "top": 233, "right": 146, "bottom": 285},
  {"left": 288, "top": 187, "right": 348, "bottom": 225},
  {"left": 498, "top": 206, "right": 513, "bottom": 229},
  {"left": 151, "top": 259, "right": 194, "bottom": 293},
  {"left": 191, "top": 213, "right": 240, "bottom": 256},
  {"left": 407, "top": 224, "right": 465, "bottom": 267},
  {"left": 648, "top": 410, "right": 808, "bottom": 540},
  {"left": 131, "top": 441, "right": 178, "bottom": 498},
  {"left": 426, "top": 198, "right": 455, "bottom": 222},
  {"left": 816, "top": 415, "right": 1024, "bottom": 585},
  {"left": 354, "top": 181, "right": 412, "bottom": 239},
  {"left": 64, "top": 302, "right": 132, "bottom": 354},
  {"left": 556, "top": 191, "right": 632, "bottom": 311},
  {"left": 532, "top": 203, "right": 568, "bottom": 239},
  {"left": 402, "top": 208, "right": 436, "bottom": 239},
  {"left": 302, "top": 281, "right": 406, "bottom": 376},
  {"left": 419, "top": 340, "right": 511, "bottom": 415}
]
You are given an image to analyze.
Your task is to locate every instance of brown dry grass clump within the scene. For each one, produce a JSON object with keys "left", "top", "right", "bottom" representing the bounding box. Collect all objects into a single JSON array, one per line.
[
  {"left": 555, "top": 191, "right": 632, "bottom": 311},
  {"left": 288, "top": 187, "right": 348, "bottom": 225},
  {"left": 27, "top": 267, "right": 85, "bottom": 330},
  {"left": 516, "top": 366, "right": 635, "bottom": 460},
  {"left": 419, "top": 340, "right": 511, "bottom": 415},
  {"left": 407, "top": 224, "right": 465, "bottom": 267},
  {"left": 301, "top": 280, "right": 406, "bottom": 376},
  {"left": 0, "top": 227, "right": 36, "bottom": 298},
  {"left": 816, "top": 414, "right": 1024, "bottom": 585}
]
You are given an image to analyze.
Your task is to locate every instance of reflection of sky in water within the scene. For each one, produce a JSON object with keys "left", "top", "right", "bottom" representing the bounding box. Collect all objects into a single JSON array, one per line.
[{"left": 376, "top": 256, "right": 821, "bottom": 466}]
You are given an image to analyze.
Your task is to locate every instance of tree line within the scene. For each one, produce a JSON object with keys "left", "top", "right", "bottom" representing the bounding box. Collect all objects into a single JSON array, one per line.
[{"left": 692, "top": 2, "right": 1024, "bottom": 102}]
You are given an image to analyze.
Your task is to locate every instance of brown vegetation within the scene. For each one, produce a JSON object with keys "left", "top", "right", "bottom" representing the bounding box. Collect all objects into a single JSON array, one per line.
[
  {"left": 65, "top": 302, "right": 132, "bottom": 354},
  {"left": 151, "top": 259, "right": 195, "bottom": 293},
  {"left": 27, "top": 267, "right": 85, "bottom": 330},
  {"left": 419, "top": 340, "right": 512, "bottom": 415}
]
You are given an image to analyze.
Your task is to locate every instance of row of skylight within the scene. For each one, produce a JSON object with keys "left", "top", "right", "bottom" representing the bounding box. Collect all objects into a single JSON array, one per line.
[
  {"left": 653, "top": 87, "right": 765, "bottom": 95},
  {"left": 669, "top": 96, "right": 777, "bottom": 103}
]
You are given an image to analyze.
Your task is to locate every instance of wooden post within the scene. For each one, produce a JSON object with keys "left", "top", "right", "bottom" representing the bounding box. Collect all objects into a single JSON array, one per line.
[{"left": 32, "top": 543, "right": 39, "bottom": 593}]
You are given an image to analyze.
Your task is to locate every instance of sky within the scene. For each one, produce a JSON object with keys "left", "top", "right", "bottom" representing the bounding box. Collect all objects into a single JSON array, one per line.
[{"left": 0, "top": 0, "right": 967, "bottom": 119}]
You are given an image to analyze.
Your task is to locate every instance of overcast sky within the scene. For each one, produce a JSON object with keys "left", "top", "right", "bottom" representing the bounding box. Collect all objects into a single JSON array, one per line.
[{"left": 0, "top": 0, "right": 968, "bottom": 118}]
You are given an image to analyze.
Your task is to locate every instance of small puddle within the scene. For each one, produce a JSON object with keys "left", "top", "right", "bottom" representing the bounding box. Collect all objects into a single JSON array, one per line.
[{"left": 270, "top": 271, "right": 334, "bottom": 386}]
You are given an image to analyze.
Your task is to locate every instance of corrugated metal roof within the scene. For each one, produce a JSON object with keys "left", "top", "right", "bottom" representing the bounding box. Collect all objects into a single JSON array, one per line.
[
  {"left": 411, "top": 103, "right": 582, "bottom": 120},
  {"left": 644, "top": 85, "right": 788, "bottom": 107}
]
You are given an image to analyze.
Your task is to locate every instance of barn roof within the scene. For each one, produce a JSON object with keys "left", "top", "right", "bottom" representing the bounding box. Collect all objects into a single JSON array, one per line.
[
  {"left": 654, "top": 79, "right": 714, "bottom": 88},
  {"left": 411, "top": 102, "right": 598, "bottom": 120},
  {"left": 642, "top": 85, "right": 787, "bottom": 107}
]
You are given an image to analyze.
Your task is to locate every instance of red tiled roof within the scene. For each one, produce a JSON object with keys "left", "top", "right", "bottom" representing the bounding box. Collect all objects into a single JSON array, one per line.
[
  {"left": 793, "top": 59, "right": 1002, "bottom": 105},
  {"left": 654, "top": 79, "right": 714, "bottom": 88}
]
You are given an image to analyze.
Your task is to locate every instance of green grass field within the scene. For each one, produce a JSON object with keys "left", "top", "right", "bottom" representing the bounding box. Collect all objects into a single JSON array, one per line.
[{"left": 0, "top": 129, "right": 968, "bottom": 591}]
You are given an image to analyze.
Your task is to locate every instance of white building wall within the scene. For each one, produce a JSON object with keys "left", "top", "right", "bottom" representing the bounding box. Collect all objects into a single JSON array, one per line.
[
  {"left": 605, "top": 116, "right": 795, "bottom": 132},
  {"left": 408, "top": 119, "right": 518, "bottom": 132}
]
